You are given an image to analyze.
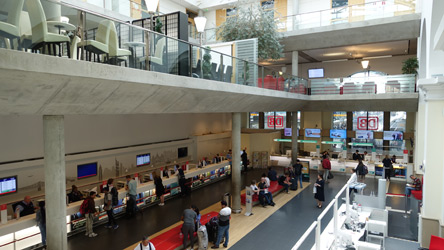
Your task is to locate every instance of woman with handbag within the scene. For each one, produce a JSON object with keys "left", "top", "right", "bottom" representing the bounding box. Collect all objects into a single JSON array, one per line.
[{"left": 314, "top": 174, "right": 325, "bottom": 209}]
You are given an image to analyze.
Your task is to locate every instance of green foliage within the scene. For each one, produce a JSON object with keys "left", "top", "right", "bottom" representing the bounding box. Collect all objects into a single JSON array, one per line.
[
  {"left": 242, "top": 61, "right": 250, "bottom": 84},
  {"left": 217, "top": 1, "right": 283, "bottom": 60},
  {"left": 202, "top": 47, "right": 212, "bottom": 79},
  {"left": 154, "top": 18, "right": 163, "bottom": 34},
  {"left": 402, "top": 57, "right": 418, "bottom": 75}
]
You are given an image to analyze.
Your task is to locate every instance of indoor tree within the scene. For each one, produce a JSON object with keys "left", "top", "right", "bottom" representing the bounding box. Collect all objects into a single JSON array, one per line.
[{"left": 217, "top": 0, "right": 284, "bottom": 60}]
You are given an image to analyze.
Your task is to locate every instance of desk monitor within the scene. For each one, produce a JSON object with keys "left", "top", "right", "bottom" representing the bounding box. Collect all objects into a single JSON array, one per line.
[{"left": 0, "top": 176, "right": 17, "bottom": 196}]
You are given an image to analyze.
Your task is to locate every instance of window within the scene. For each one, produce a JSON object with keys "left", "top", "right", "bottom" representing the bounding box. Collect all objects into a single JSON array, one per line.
[
  {"left": 332, "top": 0, "right": 348, "bottom": 8},
  {"left": 353, "top": 111, "right": 383, "bottom": 132},
  {"left": 390, "top": 111, "right": 406, "bottom": 132},
  {"left": 332, "top": 111, "right": 347, "bottom": 129},
  {"left": 264, "top": 111, "right": 287, "bottom": 129},
  {"left": 249, "top": 112, "right": 259, "bottom": 129},
  {"left": 261, "top": 0, "right": 275, "bottom": 18},
  {"left": 226, "top": 8, "right": 237, "bottom": 17}
]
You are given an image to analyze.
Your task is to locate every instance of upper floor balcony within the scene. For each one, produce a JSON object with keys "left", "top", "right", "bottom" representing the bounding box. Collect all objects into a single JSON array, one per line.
[{"left": 0, "top": 0, "right": 418, "bottom": 115}]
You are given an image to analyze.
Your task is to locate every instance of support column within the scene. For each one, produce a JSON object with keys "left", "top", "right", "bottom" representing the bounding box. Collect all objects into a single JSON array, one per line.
[
  {"left": 292, "top": 51, "right": 299, "bottom": 76},
  {"left": 43, "top": 116, "right": 67, "bottom": 250},
  {"left": 291, "top": 111, "right": 299, "bottom": 164},
  {"left": 231, "top": 113, "right": 242, "bottom": 213}
]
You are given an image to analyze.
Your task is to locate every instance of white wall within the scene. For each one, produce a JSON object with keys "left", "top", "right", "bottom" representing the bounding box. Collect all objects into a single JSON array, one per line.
[
  {"left": 204, "top": 10, "right": 217, "bottom": 30},
  {"left": 298, "top": 0, "right": 330, "bottom": 14},
  {"left": 159, "top": 0, "right": 187, "bottom": 14},
  {"left": 297, "top": 55, "right": 413, "bottom": 78}
]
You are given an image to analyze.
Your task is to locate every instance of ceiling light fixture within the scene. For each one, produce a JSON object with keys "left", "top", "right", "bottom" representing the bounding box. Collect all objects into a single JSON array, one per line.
[
  {"left": 322, "top": 59, "right": 348, "bottom": 63},
  {"left": 362, "top": 55, "right": 392, "bottom": 60}
]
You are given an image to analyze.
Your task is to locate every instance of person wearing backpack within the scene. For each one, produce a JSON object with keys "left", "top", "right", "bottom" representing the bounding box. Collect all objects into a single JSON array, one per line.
[
  {"left": 103, "top": 187, "right": 118, "bottom": 230},
  {"left": 292, "top": 159, "right": 303, "bottom": 189},
  {"left": 106, "top": 178, "right": 119, "bottom": 208},
  {"left": 81, "top": 191, "right": 99, "bottom": 237},
  {"left": 356, "top": 159, "right": 366, "bottom": 182},
  {"left": 133, "top": 235, "right": 155, "bottom": 250}
]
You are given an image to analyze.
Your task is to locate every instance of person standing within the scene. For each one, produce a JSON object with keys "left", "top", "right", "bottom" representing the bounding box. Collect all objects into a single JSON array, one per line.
[
  {"left": 125, "top": 175, "right": 137, "bottom": 217},
  {"left": 322, "top": 155, "right": 331, "bottom": 183},
  {"left": 293, "top": 159, "right": 303, "bottom": 189},
  {"left": 178, "top": 168, "right": 188, "bottom": 197},
  {"left": 154, "top": 173, "right": 165, "bottom": 206},
  {"left": 352, "top": 150, "right": 361, "bottom": 161},
  {"left": 84, "top": 191, "right": 99, "bottom": 237},
  {"left": 14, "top": 196, "right": 35, "bottom": 218},
  {"left": 133, "top": 236, "right": 156, "bottom": 250},
  {"left": 356, "top": 159, "right": 365, "bottom": 182},
  {"left": 103, "top": 187, "right": 118, "bottom": 229},
  {"left": 181, "top": 205, "right": 197, "bottom": 250},
  {"left": 382, "top": 155, "right": 392, "bottom": 181},
  {"left": 314, "top": 174, "right": 325, "bottom": 209},
  {"left": 348, "top": 168, "right": 359, "bottom": 196},
  {"left": 36, "top": 201, "right": 46, "bottom": 247},
  {"left": 226, "top": 149, "right": 232, "bottom": 166},
  {"left": 211, "top": 200, "right": 231, "bottom": 249},
  {"left": 241, "top": 150, "right": 248, "bottom": 172}
]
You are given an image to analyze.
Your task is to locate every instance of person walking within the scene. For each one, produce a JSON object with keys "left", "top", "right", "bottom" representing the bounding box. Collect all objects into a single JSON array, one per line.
[
  {"left": 103, "top": 186, "right": 118, "bottom": 229},
  {"left": 36, "top": 201, "right": 46, "bottom": 247},
  {"left": 181, "top": 205, "right": 197, "bottom": 250},
  {"left": 356, "top": 159, "right": 365, "bottom": 182},
  {"left": 125, "top": 175, "right": 137, "bottom": 217},
  {"left": 322, "top": 155, "right": 331, "bottom": 183},
  {"left": 133, "top": 235, "right": 156, "bottom": 250},
  {"left": 382, "top": 155, "right": 392, "bottom": 181},
  {"left": 292, "top": 159, "right": 303, "bottom": 189},
  {"left": 314, "top": 174, "right": 325, "bottom": 208},
  {"left": 211, "top": 200, "right": 231, "bottom": 249},
  {"left": 154, "top": 173, "right": 165, "bottom": 206}
]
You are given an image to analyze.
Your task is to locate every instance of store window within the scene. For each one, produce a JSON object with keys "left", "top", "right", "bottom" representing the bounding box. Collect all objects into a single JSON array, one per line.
[
  {"left": 265, "top": 111, "right": 286, "bottom": 129},
  {"left": 332, "top": 111, "right": 347, "bottom": 129},
  {"left": 352, "top": 111, "right": 383, "bottom": 132},
  {"left": 390, "top": 111, "right": 407, "bottom": 132},
  {"left": 249, "top": 112, "right": 259, "bottom": 129}
]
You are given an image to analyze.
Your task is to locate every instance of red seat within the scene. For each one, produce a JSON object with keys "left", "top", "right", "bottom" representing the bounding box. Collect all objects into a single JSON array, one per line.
[
  {"left": 264, "top": 75, "right": 276, "bottom": 90},
  {"left": 150, "top": 211, "right": 218, "bottom": 250},
  {"left": 430, "top": 235, "right": 444, "bottom": 250},
  {"left": 241, "top": 181, "right": 284, "bottom": 205}
]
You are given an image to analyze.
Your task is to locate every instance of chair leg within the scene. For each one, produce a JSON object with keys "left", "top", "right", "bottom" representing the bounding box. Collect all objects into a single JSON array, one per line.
[{"left": 42, "top": 42, "right": 46, "bottom": 55}]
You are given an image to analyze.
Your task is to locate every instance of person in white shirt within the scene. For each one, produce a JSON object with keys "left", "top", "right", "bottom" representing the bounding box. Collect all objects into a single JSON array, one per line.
[
  {"left": 133, "top": 236, "right": 155, "bottom": 250},
  {"left": 250, "top": 180, "right": 260, "bottom": 195},
  {"left": 348, "top": 168, "right": 358, "bottom": 195}
]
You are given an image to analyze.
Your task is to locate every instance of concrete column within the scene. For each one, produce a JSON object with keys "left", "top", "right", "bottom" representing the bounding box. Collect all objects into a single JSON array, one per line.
[
  {"left": 43, "top": 116, "right": 67, "bottom": 250},
  {"left": 292, "top": 51, "right": 299, "bottom": 76},
  {"left": 291, "top": 111, "right": 299, "bottom": 164},
  {"left": 231, "top": 113, "right": 242, "bottom": 213}
]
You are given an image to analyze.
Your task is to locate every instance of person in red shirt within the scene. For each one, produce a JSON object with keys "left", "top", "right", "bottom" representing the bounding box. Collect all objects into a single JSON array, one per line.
[{"left": 322, "top": 155, "right": 331, "bottom": 183}]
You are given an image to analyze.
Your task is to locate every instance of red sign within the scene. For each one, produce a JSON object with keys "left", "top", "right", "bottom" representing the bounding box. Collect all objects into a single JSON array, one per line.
[
  {"left": 357, "top": 116, "right": 379, "bottom": 130},
  {"left": 1, "top": 204, "right": 6, "bottom": 210},
  {"left": 403, "top": 150, "right": 408, "bottom": 154},
  {"left": 268, "top": 116, "right": 284, "bottom": 128}
]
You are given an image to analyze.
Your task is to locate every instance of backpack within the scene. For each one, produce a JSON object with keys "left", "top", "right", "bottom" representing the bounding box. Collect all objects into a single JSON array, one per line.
[
  {"left": 363, "top": 165, "right": 369, "bottom": 175},
  {"left": 110, "top": 187, "right": 118, "bottom": 206},
  {"left": 79, "top": 199, "right": 89, "bottom": 215},
  {"left": 293, "top": 164, "right": 302, "bottom": 176},
  {"left": 278, "top": 175, "right": 286, "bottom": 185}
]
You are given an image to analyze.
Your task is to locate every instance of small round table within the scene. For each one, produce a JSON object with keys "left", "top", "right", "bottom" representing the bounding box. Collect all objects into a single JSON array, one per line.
[{"left": 47, "top": 21, "right": 76, "bottom": 57}]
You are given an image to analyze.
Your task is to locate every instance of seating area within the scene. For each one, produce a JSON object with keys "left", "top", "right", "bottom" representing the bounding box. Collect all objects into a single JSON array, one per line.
[
  {"left": 240, "top": 181, "right": 284, "bottom": 205},
  {"left": 150, "top": 211, "right": 219, "bottom": 250}
]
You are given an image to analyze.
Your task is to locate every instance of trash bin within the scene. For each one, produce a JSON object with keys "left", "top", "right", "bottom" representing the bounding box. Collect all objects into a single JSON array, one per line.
[{"left": 223, "top": 193, "right": 231, "bottom": 208}]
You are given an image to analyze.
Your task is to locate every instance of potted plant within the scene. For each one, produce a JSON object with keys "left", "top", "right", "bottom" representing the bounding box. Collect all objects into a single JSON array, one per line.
[
  {"left": 202, "top": 47, "right": 212, "bottom": 79},
  {"left": 402, "top": 57, "right": 418, "bottom": 75}
]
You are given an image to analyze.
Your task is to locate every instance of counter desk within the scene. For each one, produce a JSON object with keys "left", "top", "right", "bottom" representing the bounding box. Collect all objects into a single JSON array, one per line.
[{"left": 0, "top": 161, "right": 231, "bottom": 250}]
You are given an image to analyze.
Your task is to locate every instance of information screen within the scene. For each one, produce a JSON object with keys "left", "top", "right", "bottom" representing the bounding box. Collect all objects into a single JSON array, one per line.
[
  {"left": 330, "top": 129, "right": 346, "bottom": 139},
  {"left": 136, "top": 153, "right": 151, "bottom": 167},
  {"left": 383, "top": 131, "right": 403, "bottom": 141},
  {"left": 284, "top": 128, "right": 292, "bottom": 136},
  {"left": 77, "top": 163, "right": 98, "bottom": 179},
  {"left": 308, "top": 68, "right": 324, "bottom": 78},
  {"left": 0, "top": 176, "right": 17, "bottom": 196},
  {"left": 356, "top": 130, "right": 374, "bottom": 139},
  {"left": 305, "top": 128, "right": 321, "bottom": 138}
]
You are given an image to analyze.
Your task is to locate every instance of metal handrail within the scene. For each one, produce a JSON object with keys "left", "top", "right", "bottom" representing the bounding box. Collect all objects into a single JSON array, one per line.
[{"left": 291, "top": 221, "right": 318, "bottom": 250}]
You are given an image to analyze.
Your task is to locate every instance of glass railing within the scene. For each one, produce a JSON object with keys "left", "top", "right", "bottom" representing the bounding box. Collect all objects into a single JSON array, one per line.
[
  {"left": 276, "top": 0, "right": 416, "bottom": 33},
  {"left": 0, "top": 0, "right": 307, "bottom": 94},
  {"left": 310, "top": 74, "right": 416, "bottom": 95}
]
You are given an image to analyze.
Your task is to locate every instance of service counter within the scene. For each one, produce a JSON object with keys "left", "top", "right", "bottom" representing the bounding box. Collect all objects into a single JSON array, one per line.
[{"left": 0, "top": 161, "right": 231, "bottom": 249}]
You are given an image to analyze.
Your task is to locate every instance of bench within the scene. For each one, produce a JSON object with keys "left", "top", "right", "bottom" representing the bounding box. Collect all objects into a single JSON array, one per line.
[
  {"left": 150, "top": 211, "right": 218, "bottom": 250},
  {"left": 240, "top": 181, "right": 284, "bottom": 205}
]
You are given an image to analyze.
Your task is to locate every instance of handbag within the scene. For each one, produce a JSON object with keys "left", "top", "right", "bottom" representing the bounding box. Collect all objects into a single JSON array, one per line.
[
  {"left": 328, "top": 171, "right": 334, "bottom": 179},
  {"left": 313, "top": 185, "right": 317, "bottom": 194}
]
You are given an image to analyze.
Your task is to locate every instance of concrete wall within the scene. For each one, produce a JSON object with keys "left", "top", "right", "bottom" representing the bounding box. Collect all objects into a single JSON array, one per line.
[
  {"left": 159, "top": 0, "right": 186, "bottom": 14},
  {"left": 297, "top": 55, "right": 413, "bottom": 78},
  {"left": 194, "top": 132, "right": 232, "bottom": 161}
]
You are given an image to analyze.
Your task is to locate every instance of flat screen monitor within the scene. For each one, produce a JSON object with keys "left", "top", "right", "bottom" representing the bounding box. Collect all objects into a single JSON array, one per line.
[
  {"left": 0, "top": 176, "right": 17, "bottom": 196},
  {"left": 77, "top": 163, "right": 97, "bottom": 179},
  {"left": 356, "top": 130, "right": 374, "bottom": 139},
  {"left": 308, "top": 68, "right": 324, "bottom": 79},
  {"left": 330, "top": 129, "right": 346, "bottom": 139},
  {"left": 383, "top": 131, "right": 403, "bottom": 141},
  {"left": 305, "top": 128, "right": 321, "bottom": 138},
  {"left": 178, "top": 147, "right": 188, "bottom": 158},
  {"left": 136, "top": 153, "right": 151, "bottom": 167}
]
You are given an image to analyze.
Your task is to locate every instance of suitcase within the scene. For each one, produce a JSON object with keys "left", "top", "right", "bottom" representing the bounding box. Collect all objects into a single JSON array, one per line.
[
  {"left": 197, "top": 225, "right": 208, "bottom": 250},
  {"left": 290, "top": 178, "right": 298, "bottom": 191},
  {"left": 205, "top": 216, "right": 219, "bottom": 244}
]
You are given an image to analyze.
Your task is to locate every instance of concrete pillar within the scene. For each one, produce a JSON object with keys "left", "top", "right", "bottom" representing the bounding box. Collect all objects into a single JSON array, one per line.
[
  {"left": 231, "top": 113, "right": 242, "bottom": 213},
  {"left": 292, "top": 51, "right": 299, "bottom": 76},
  {"left": 43, "top": 115, "right": 67, "bottom": 250},
  {"left": 291, "top": 111, "right": 299, "bottom": 163}
]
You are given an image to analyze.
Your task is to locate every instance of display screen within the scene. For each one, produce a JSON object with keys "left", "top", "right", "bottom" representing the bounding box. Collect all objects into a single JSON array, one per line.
[
  {"left": 0, "top": 176, "right": 17, "bottom": 196},
  {"left": 356, "top": 130, "right": 374, "bottom": 139},
  {"left": 383, "top": 131, "right": 403, "bottom": 141},
  {"left": 77, "top": 163, "right": 97, "bottom": 179},
  {"left": 284, "top": 128, "right": 292, "bottom": 136},
  {"left": 330, "top": 129, "right": 346, "bottom": 139},
  {"left": 178, "top": 147, "right": 188, "bottom": 158},
  {"left": 136, "top": 153, "right": 151, "bottom": 167},
  {"left": 308, "top": 68, "right": 324, "bottom": 78},
  {"left": 305, "top": 128, "right": 321, "bottom": 138}
]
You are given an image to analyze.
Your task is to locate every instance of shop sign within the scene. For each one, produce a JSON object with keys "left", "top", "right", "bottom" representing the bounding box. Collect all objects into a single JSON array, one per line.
[
  {"left": 357, "top": 116, "right": 379, "bottom": 130},
  {"left": 268, "top": 116, "right": 284, "bottom": 128}
]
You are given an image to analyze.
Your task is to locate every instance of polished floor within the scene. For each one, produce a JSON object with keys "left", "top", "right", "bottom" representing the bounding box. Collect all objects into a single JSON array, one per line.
[{"left": 65, "top": 169, "right": 417, "bottom": 250}]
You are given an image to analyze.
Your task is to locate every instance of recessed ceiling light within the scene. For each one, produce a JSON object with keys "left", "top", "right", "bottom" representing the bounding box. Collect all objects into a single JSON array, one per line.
[{"left": 323, "top": 52, "right": 345, "bottom": 57}]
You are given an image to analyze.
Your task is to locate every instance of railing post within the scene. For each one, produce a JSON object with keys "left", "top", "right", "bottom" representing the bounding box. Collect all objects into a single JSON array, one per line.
[
  {"left": 189, "top": 44, "right": 193, "bottom": 77},
  {"left": 261, "top": 66, "right": 264, "bottom": 87},
  {"left": 144, "top": 30, "right": 150, "bottom": 71},
  {"left": 220, "top": 54, "right": 223, "bottom": 81},
  {"left": 315, "top": 219, "right": 321, "bottom": 250},
  {"left": 334, "top": 198, "right": 338, "bottom": 244},
  {"left": 243, "top": 61, "right": 247, "bottom": 85},
  {"left": 346, "top": 183, "right": 350, "bottom": 217}
]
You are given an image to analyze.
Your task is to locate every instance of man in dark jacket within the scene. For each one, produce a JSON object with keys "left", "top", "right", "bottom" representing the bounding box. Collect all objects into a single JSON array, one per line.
[
  {"left": 241, "top": 150, "right": 248, "bottom": 172},
  {"left": 85, "top": 191, "right": 98, "bottom": 237},
  {"left": 14, "top": 196, "right": 35, "bottom": 218},
  {"left": 292, "top": 159, "right": 303, "bottom": 188}
]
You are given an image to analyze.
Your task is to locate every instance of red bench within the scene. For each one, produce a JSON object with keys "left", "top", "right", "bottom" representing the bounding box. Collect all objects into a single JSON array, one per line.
[
  {"left": 240, "top": 181, "right": 284, "bottom": 205},
  {"left": 150, "top": 211, "right": 218, "bottom": 250}
]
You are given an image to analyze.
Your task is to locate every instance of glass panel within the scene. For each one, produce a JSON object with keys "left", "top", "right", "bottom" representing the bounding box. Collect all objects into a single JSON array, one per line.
[
  {"left": 390, "top": 111, "right": 407, "bottom": 132},
  {"left": 352, "top": 111, "right": 383, "bottom": 131},
  {"left": 368, "top": 111, "right": 384, "bottom": 132},
  {"left": 223, "top": 55, "right": 233, "bottom": 83},
  {"left": 191, "top": 45, "right": 202, "bottom": 78},
  {"left": 332, "top": 111, "right": 347, "bottom": 129},
  {"left": 257, "top": 66, "right": 265, "bottom": 88},
  {"left": 264, "top": 112, "right": 275, "bottom": 129},
  {"left": 275, "top": 111, "right": 287, "bottom": 129},
  {"left": 389, "top": 140, "right": 405, "bottom": 156},
  {"left": 249, "top": 112, "right": 259, "bottom": 129}
]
